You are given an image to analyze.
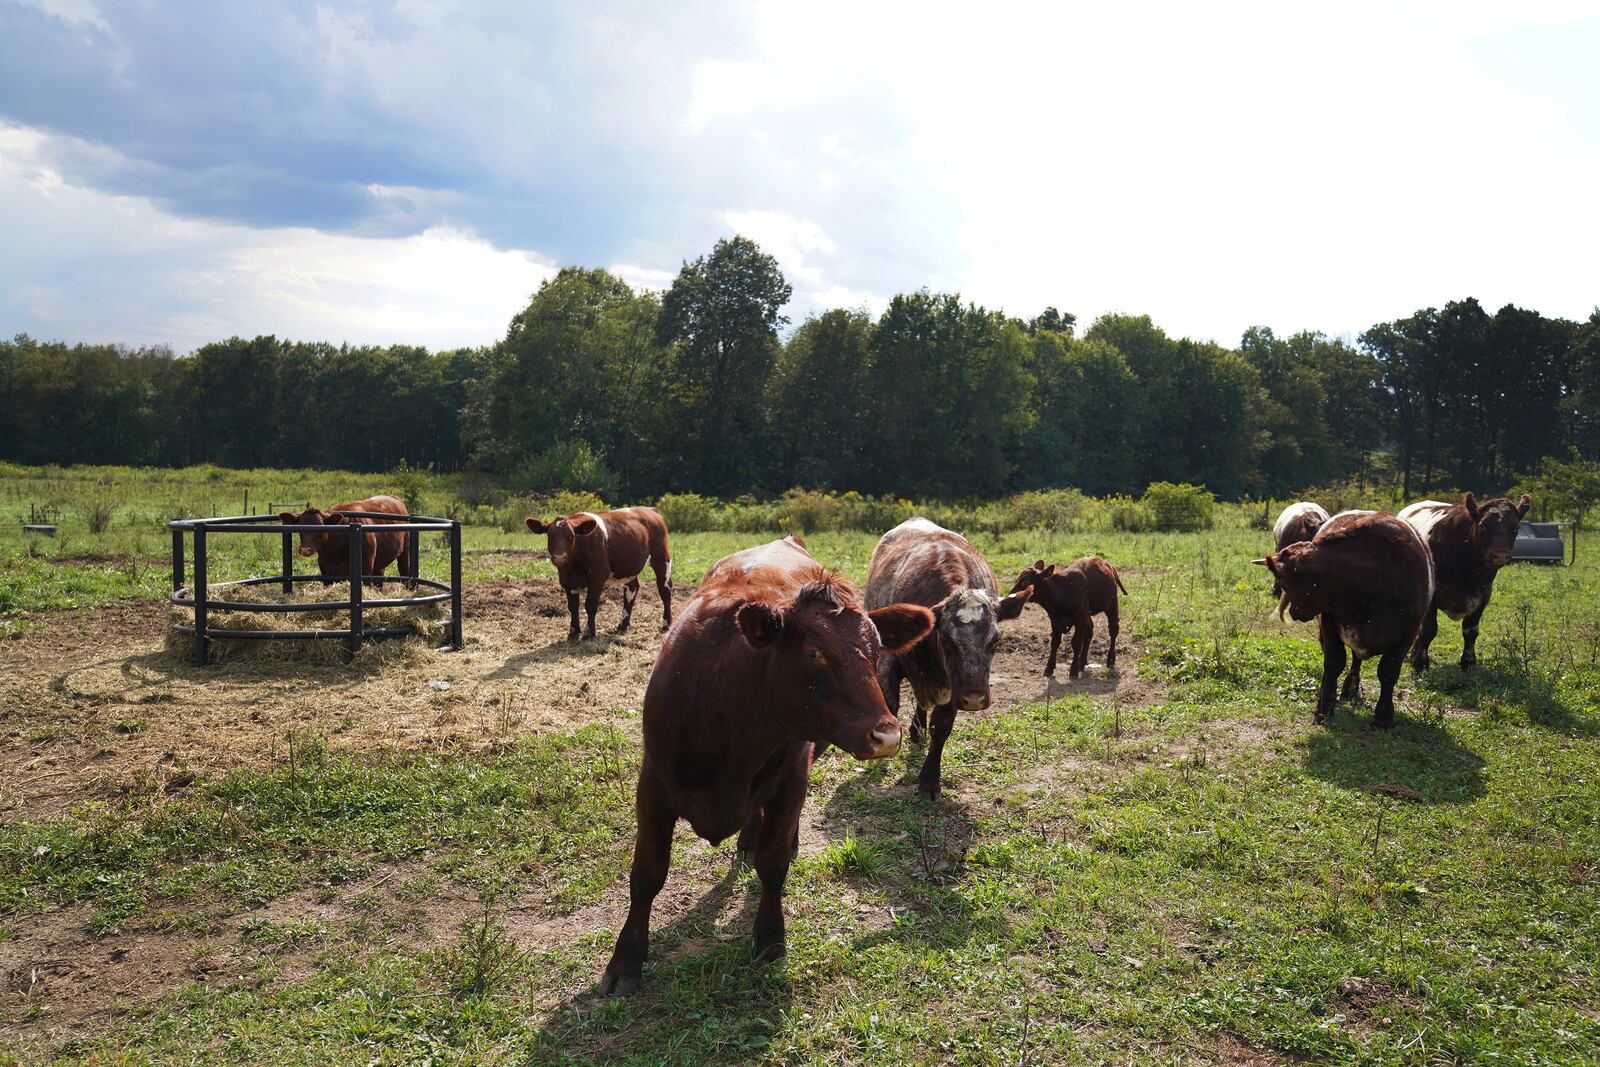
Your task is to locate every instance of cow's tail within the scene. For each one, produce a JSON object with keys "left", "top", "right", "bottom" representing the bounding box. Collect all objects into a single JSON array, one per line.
[{"left": 1112, "top": 566, "right": 1129, "bottom": 597}]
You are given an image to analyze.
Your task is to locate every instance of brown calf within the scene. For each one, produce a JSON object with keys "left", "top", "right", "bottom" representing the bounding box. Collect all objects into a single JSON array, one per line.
[
  {"left": 865, "top": 518, "right": 1032, "bottom": 800},
  {"left": 278, "top": 495, "right": 411, "bottom": 586},
  {"left": 600, "top": 536, "right": 934, "bottom": 995},
  {"left": 1255, "top": 511, "right": 1432, "bottom": 728},
  {"left": 1007, "top": 557, "right": 1127, "bottom": 679},
  {"left": 1269, "top": 501, "right": 1330, "bottom": 610},
  {"left": 1399, "top": 493, "right": 1531, "bottom": 672},
  {"left": 525, "top": 506, "right": 672, "bottom": 639}
]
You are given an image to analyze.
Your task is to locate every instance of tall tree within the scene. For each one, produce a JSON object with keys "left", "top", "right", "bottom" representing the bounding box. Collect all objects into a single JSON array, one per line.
[{"left": 655, "top": 236, "right": 792, "bottom": 494}]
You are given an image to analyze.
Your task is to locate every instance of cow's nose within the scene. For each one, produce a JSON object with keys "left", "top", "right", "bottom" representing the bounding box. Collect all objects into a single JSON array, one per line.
[
  {"left": 298, "top": 547, "right": 315, "bottom": 557},
  {"left": 1490, "top": 552, "right": 1512, "bottom": 566},
  {"left": 958, "top": 689, "right": 990, "bottom": 711},
  {"left": 865, "top": 724, "right": 901, "bottom": 759}
]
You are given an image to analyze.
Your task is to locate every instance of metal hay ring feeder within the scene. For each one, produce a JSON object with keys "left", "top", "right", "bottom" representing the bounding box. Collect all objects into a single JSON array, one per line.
[{"left": 167, "top": 511, "right": 464, "bottom": 664}]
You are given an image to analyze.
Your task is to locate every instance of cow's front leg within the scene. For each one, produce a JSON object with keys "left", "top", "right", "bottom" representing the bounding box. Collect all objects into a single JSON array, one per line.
[
  {"left": 1071, "top": 617, "right": 1094, "bottom": 679},
  {"left": 583, "top": 582, "right": 604, "bottom": 640},
  {"left": 602, "top": 767, "right": 675, "bottom": 996},
  {"left": 1460, "top": 594, "right": 1490, "bottom": 671},
  {"left": 1316, "top": 615, "right": 1347, "bottom": 725},
  {"left": 565, "top": 589, "right": 581, "bottom": 641},
  {"left": 1411, "top": 606, "right": 1438, "bottom": 673},
  {"left": 1044, "top": 626, "right": 1062, "bottom": 677},
  {"left": 618, "top": 576, "right": 640, "bottom": 633},
  {"left": 752, "top": 753, "right": 808, "bottom": 962},
  {"left": 910, "top": 703, "right": 928, "bottom": 746},
  {"left": 916, "top": 701, "right": 957, "bottom": 800}
]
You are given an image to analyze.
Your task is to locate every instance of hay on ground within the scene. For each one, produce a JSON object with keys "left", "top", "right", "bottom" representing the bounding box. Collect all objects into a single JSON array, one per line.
[{"left": 166, "top": 578, "right": 449, "bottom": 664}]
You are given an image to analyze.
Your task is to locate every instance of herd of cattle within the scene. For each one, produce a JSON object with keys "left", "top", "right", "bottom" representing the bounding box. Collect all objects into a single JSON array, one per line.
[{"left": 274, "top": 490, "right": 1532, "bottom": 994}]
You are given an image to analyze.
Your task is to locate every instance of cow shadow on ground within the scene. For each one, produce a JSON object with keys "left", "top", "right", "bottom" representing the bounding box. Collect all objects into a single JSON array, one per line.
[
  {"left": 815, "top": 752, "right": 983, "bottom": 952},
  {"left": 1302, "top": 705, "right": 1487, "bottom": 804},
  {"left": 481, "top": 632, "right": 636, "bottom": 681},
  {"left": 526, "top": 867, "right": 795, "bottom": 1062},
  {"left": 1414, "top": 663, "right": 1596, "bottom": 737},
  {"left": 1017, "top": 669, "right": 1120, "bottom": 704}
]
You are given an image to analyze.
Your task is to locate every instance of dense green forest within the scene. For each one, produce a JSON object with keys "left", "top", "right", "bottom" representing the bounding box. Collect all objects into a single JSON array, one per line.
[{"left": 3, "top": 236, "right": 1597, "bottom": 500}]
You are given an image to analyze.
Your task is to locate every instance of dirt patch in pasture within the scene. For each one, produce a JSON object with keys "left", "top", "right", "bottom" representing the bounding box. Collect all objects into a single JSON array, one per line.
[{"left": 0, "top": 577, "right": 1162, "bottom": 1053}]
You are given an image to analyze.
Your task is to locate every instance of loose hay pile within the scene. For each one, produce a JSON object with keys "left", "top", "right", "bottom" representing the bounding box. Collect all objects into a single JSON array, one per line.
[{"left": 166, "top": 578, "right": 448, "bottom": 664}]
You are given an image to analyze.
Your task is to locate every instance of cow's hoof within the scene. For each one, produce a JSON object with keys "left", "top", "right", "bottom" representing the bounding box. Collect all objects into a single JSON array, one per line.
[
  {"left": 1043, "top": 668, "right": 1055, "bottom": 678},
  {"left": 908, "top": 724, "right": 925, "bottom": 745},
  {"left": 753, "top": 939, "right": 787, "bottom": 964},
  {"left": 600, "top": 967, "right": 640, "bottom": 997},
  {"left": 1371, "top": 715, "right": 1396, "bottom": 731},
  {"left": 582, "top": 633, "right": 597, "bottom": 642},
  {"left": 567, "top": 632, "right": 581, "bottom": 643},
  {"left": 734, "top": 847, "right": 755, "bottom": 871},
  {"left": 1459, "top": 659, "right": 1475, "bottom": 672},
  {"left": 916, "top": 780, "right": 941, "bottom": 801}
]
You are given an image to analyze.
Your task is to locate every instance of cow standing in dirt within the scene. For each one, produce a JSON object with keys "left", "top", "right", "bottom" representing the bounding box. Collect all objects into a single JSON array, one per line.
[
  {"left": 278, "top": 495, "right": 411, "bottom": 586},
  {"left": 865, "top": 518, "right": 1032, "bottom": 800},
  {"left": 1007, "top": 557, "right": 1127, "bottom": 680},
  {"left": 1255, "top": 511, "right": 1433, "bottom": 728},
  {"left": 1400, "top": 493, "right": 1531, "bottom": 673},
  {"left": 525, "top": 506, "right": 672, "bottom": 639},
  {"left": 1269, "top": 502, "right": 1330, "bottom": 613},
  {"left": 600, "top": 535, "right": 934, "bottom": 995}
]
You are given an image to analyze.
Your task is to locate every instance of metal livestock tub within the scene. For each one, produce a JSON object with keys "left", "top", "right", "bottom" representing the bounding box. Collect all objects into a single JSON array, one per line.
[{"left": 1511, "top": 521, "right": 1569, "bottom": 565}]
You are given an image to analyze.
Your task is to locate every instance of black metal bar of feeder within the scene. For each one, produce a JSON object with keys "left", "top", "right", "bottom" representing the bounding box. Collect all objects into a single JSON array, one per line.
[
  {"left": 193, "top": 524, "right": 209, "bottom": 665},
  {"left": 450, "top": 519, "right": 463, "bottom": 650},
  {"left": 171, "top": 526, "right": 184, "bottom": 593},
  {"left": 348, "top": 519, "right": 364, "bottom": 656},
  {"left": 281, "top": 527, "right": 293, "bottom": 595},
  {"left": 407, "top": 528, "right": 420, "bottom": 588}
]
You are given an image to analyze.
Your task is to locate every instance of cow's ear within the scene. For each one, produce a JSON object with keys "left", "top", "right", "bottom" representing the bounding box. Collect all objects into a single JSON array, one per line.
[
  {"left": 1042, "top": 564, "right": 1058, "bottom": 577},
  {"left": 1032, "top": 559, "right": 1046, "bottom": 571},
  {"left": 1516, "top": 493, "right": 1532, "bottom": 518},
  {"left": 869, "top": 603, "right": 935, "bottom": 653},
  {"left": 1464, "top": 492, "right": 1479, "bottom": 521},
  {"left": 996, "top": 586, "right": 1031, "bottom": 622},
  {"left": 525, "top": 517, "right": 547, "bottom": 534},
  {"left": 736, "top": 603, "right": 784, "bottom": 648},
  {"left": 278, "top": 512, "right": 297, "bottom": 525},
  {"left": 572, "top": 517, "right": 598, "bottom": 536},
  {"left": 325, "top": 512, "right": 346, "bottom": 525}
]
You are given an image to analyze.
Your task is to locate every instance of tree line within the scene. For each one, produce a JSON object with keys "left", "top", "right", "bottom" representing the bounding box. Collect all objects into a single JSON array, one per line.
[{"left": 4, "top": 234, "right": 1598, "bottom": 501}]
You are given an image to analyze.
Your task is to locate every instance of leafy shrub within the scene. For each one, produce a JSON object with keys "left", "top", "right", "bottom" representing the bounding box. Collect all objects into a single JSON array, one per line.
[
  {"left": 656, "top": 493, "right": 720, "bottom": 532},
  {"left": 782, "top": 488, "right": 845, "bottom": 533},
  {"left": 510, "top": 440, "right": 617, "bottom": 498},
  {"left": 1107, "top": 494, "right": 1151, "bottom": 532},
  {"left": 1000, "top": 489, "right": 1087, "bottom": 531},
  {"left": 1142, "top": 482, "right": 1214, "bottom": 531}
]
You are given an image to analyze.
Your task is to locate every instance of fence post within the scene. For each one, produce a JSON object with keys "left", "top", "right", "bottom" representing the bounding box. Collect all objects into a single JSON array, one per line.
[
  {"left": 349, "top": 519, "right": 364, "bottom": 657},
  {"left": 450, "top": 519, "right": 463, "bottom": 650},
  {"left": 171, "top": 525, "right": 185, "bottom": 594},
  {"left": 193, "top": 524, "right": 209, "bottom": 665},
  {"left": 281, "top": 526, "right": 294, "bottom": 595}
]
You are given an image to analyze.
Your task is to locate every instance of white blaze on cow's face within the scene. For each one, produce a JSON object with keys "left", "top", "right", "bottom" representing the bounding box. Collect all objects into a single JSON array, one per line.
[{"left": 936, "top": 589, "right": 1000, "bottom": 712}]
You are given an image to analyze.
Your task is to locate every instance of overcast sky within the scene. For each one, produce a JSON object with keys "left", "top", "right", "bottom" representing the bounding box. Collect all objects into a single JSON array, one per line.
[{"left": 2, "top": 0, "right": 1597, "bottom": 352}]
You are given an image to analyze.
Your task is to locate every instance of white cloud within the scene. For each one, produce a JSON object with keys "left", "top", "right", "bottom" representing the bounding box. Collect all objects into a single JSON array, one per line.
[{"left": 0, "top": 125, "right": 553, "bottom": 350}]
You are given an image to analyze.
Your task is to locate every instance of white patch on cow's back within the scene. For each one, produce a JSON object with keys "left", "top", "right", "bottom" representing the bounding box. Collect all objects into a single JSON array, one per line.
[
  {"left": 579, "top": 511, "right": 609, "bottom": 538},
  {"left": 894, "top": 516, "right": 947, "bottom": 536},
  {"left": 1273, "top": 501, "right": 1329, "bottom": 544}
]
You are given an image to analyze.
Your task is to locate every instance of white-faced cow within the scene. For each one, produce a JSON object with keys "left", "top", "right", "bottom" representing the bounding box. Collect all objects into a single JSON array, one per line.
[
  {"left": 599, "top": 535, "right": 934, "bottom": 995},
  {"left": 1268, "top": 501, "right": 1330, "bottom": 615},
  {"left": 865, "top": 518, "right": 1032, "bottom": 800},
  {"left": 1399, "top": 492, "right": 1531, "bottom": 672},
  {"left": 1255, "top": 511, "right": 1432, "bottom": 728},
  {"left": 524, "top": 506, "right": 672, "bottom": 640}
]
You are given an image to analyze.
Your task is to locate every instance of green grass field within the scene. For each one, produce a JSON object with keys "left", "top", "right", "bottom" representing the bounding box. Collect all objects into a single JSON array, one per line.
[{"left": 2, "top": 466, "right": 1598, "bottom": 1065}]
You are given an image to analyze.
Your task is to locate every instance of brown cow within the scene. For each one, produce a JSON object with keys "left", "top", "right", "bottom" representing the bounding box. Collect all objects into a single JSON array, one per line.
[
  {"left": 1254, "top": 511, "right": 1432, "bottom": 728},
  {"left": 525, "top": 506, "right": 673, "bottom": 640},
  {"left": 278, "top": 495, "right": 411, "bottom": 586},
  {"left": 1007, "top": 557, "right": 1127, "bottom": 680},
  {"left": 1399, "top": 493, "right": 1531, "bottom": 673},
  {"left": 865, "top": 518, "right": 1032, "bottom": 799},
  {"left": 600, "top": 536, "right": 934, "bottom": 995},
  {"left": 1269, "top": 502, "right": 1330, "bottom": 612}
]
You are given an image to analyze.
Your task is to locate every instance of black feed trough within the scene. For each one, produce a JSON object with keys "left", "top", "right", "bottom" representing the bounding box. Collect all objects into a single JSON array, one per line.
[
  {"left": 167, "top": 511, "right": 464, "bottom": 664},
  {"left": 1512, "top": 521, "right": 1571, "bottom": 566}
]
